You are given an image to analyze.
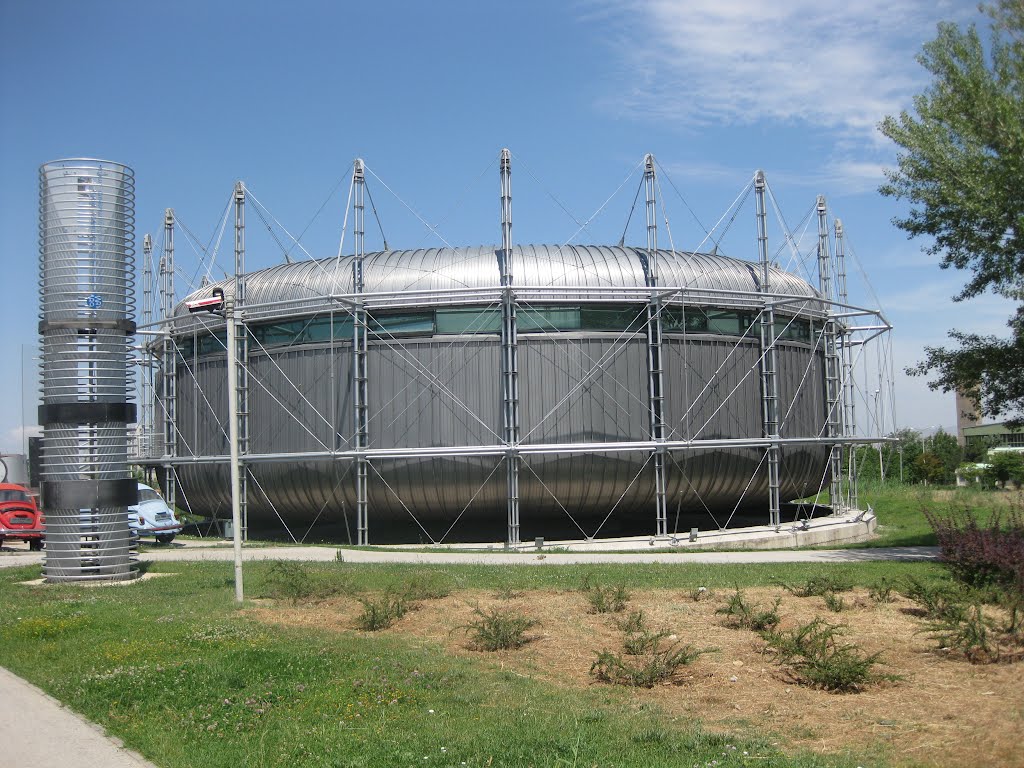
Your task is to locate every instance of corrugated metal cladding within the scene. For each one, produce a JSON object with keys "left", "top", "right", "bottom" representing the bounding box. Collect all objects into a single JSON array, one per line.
[
  {"left": 172, "top": 245, "right": 831, "bottom": 541},
  {"left": 177, "top": 245, "right": 821, "bottom": 316}
]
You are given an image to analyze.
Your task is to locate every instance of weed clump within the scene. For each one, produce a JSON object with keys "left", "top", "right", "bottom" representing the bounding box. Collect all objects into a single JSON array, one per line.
[
  {"left": 617, "top": 611, "right": 672, "bottom": 656},
  {"left": 591, "top": 642, "right": 714, "bottom": 688},
  {"left": 822, "top": 591, "right": 846, "bottom": 613},
  {"left": 398, "top": 573, "right": 452, "bottom": 601},
  {"left": 459, "top": 606, "right": 538, "bottom": 651},
  {"left": 763, "top": 618, "right": 898, "bottom": 693},
  {"left": 592, "top": 607, "right": 715, "bottom": 686},
  {"left": 902, "top": 577, "right": 968, "bottom": 621},
  {"left": 355, "top": 593, "right": 410, "bottom": 631},
  {"left": 261, "top": 561, "right": 322, "bottom": 604},
  {"left": 778, "top": 575, "right": 852, "bottom": 598},
  {"left": 716, "top": 588, "right": 781, "bottom": 632},
  {"left": 924, "top": 602, "right": 1024, "bottom": 664},
  {"left": 492, "top": 585, "right": 523, "bottom": 601},
  {"left": 868, "top": 578, "right": 896, "bottom": 604},
  {"left": 581, "top": 577, "right": 629, "bottom": 614},
  {"left": 689, "top": 586, "right": 713, "bottom": 602}
]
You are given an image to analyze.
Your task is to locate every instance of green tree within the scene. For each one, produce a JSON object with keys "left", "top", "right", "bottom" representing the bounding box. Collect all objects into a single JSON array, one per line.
[
  {"left": 879, "top": 2, "right": 1024, "bottom": 427},
  {"left": 913, "top": 452, "right": 946, "bottom": 485},
  {"left": 964, "top": 434, "right": 1002, "bottom": 462},
  {"left": 983, "top": 451, "right": 1024, "bottom": 487},
  {"left": 928, "top": 428, "right": 963, "bottom": 483}
]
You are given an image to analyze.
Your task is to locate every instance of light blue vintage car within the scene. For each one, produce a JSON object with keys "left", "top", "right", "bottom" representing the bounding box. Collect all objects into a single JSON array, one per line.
[{"left": 128, "top": 483, "right": 183, "bottom": 544}]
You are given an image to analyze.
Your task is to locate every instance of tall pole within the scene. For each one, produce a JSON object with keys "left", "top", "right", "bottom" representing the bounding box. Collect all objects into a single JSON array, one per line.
[
  {"left": 226, "top": 296, "right": 243, "bottom": 603},
  {"left": 233, "top": 181, "right": 249, "bottom": 541},
  {"left": 141, "top": 233, "right": 153, "bottom": 458},
  {"left": 227, "top": 180, "right": 248, "bottom": 601},
  {"left": 160, "top": 209, "right": 177, "bottom": 512},
  {"left": 352, "top": 160, "right": 370, "bottom": 546},
  {"left": 816, "top": 196, "right": 843, "bottom": 512},
  {"left": 499, "top": 148, "right": 521, "bottom": 546},
  {"left": 834, "top": 219, "right": 858, "bottom": 509},
  {"left": 643, "top": 154, "right": 668, "bottom": 536},
  {"left": 755, "top": 171, "right": 781, "bottom": 528}
]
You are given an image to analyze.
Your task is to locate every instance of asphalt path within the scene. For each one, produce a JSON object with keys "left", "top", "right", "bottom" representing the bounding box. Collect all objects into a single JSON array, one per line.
[{"left": 0, "top": 666, "right": 158, "bottom": 768}]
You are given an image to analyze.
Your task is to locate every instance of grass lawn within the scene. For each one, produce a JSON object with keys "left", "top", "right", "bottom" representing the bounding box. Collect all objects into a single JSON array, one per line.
[
  {"left": 0, "top": 559, "right": 961, "bottom": 768},
  {"left": 842, "top": 483, "right": 1020, "bottom": 548}
]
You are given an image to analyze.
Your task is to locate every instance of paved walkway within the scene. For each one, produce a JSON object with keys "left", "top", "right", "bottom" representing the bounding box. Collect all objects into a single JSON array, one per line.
[
  {"left": 0, "top": 666, "right": 158, "bottom": 768},
  {"left": 0, "top": 542, "right": 941, "bottom": 569}
]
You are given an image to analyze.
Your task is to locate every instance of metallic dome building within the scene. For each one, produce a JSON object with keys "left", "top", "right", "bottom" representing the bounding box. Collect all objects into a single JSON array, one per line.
[{"left": 138, "top": 154, "right": 885, "bottom": 545}]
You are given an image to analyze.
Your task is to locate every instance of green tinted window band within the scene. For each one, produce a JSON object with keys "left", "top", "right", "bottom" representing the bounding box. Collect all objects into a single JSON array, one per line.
[{"left": 187, "top": 305, "right": 813, "bottom": 349}]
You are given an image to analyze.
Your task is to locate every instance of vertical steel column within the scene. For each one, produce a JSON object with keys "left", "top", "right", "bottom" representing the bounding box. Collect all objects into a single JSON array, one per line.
[
  {"left": 38, "top": 159, "right": 138, "bottom": 582},
  {"left": 233, "top": 182, "right": 249, "bottom": 540},
  {"left": 226, "top": 294, "right": 243, "bottom": 602},
  {"left": 352, "top": 160, "right": 370, "bottom": 545},
  {"left": 816, "top": 197, "right": 843, "bottom": 512},
  {"left": 643, "top": 154, "right": 668, "bottom": 536},
  {"left": 499, "top": 148, "right": 521, "bottom": 546},
  {"left": 834, "top": 219, "right": 858, "bottom": 510},
  {"left": 160, "top": 209, "right": 177, "bottom": 511},
  {"left": 140, "top": 233, "right": 153, "bottom": 458},
  {"left": 754, "top": 171, "right": 781, "bottom": 528}
]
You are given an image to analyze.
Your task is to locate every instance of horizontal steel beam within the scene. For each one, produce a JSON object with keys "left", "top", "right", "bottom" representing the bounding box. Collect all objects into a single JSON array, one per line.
[{"left": 136, "top": 434, "right": 894, "bottom": 466}]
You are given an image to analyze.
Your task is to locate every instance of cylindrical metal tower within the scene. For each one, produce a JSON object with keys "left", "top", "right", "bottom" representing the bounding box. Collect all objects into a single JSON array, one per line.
[{"left": 38, "top": 158, "right": 138, "bottom": 582}]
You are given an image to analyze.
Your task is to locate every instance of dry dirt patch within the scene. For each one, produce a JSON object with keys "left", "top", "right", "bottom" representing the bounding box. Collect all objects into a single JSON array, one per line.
[{"left": 248, "top": 587, "right": 1024, "bottom": 767}]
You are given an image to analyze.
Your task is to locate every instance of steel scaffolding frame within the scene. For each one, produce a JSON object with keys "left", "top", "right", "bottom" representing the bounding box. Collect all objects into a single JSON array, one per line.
[
  {"left": 352, "top": 160, "right": 370, "bottom": 545},
  {"left": 816, "top": 196, "right": 844, "bottom": 512},
  {"left": 159, "top": 208, "right": 177, "bottom": 513},
  {"left": 134, "top": 155, "right": 893, "bottom": 546}
]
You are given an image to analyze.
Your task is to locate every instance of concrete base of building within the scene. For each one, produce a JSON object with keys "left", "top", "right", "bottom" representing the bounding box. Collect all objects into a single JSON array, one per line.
[{"left": 386, "top": 510, "right": 879, "bottom": 552}]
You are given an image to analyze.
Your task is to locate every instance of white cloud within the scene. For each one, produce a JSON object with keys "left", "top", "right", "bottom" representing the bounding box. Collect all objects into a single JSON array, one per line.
[{"left": 589, "top": 0, "right": 970, "bottom": 147}]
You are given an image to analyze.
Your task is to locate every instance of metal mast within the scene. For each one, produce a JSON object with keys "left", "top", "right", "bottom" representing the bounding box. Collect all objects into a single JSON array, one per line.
[
  {"left": 499, "top": 148, "right": 520, "bottom": 546},
  {"left": 160, "top": 209, "right": 177, "bottom": 511},
  {"left": 834, "top": 218, "right": 858, "bottom": 510},
  {"left": 141, "top": 233, "right": 153, "bottom": 458},
  {"left": 352, "top": 159, "right": 370, "bottom": 545},
  {"left": 643, "top": 154, "right": 668, "bottom": 536},
  {"left": 817, "top": 197, "right": 843, "bottom": 512},
  {"left": 233, "top": 181, "right": 249, "bottom": 540},
  {"left": 755, "top": 171, "right": 781, "bottom": 528}
]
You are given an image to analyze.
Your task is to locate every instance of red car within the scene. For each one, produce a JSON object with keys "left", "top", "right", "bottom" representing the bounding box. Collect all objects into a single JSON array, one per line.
[{"left": 0, "top": 483, "right": 44, "bottom": 551}]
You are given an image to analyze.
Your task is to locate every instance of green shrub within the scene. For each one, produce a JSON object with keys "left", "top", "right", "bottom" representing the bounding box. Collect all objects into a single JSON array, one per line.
[
  {"left": 923, "top": 602, "right": 1024, "bottom": 663},
  {"left": 591, "top": 643, "right": 714, "bottom": 688},
  {"left": 398, "top": 573, "right": 452, "bottom": 601},
  {"left": 492, "top": 585, "right": 523, "bottom": 601},
  {"left": 354, "top": 593, "right": 410, "bottom": 631},
  {"left": 582, "top": 579, "right": 629, "bottom": 614},
  {"left": 925, "top": 603, "right": 1000, "bottom": 663},
  {"left": 778, "top": 575, "right": 852, "bottom": 597},
  {"left": 716, "top": 588, "right": 781, "bottom": 632},
  {"left": 822, "top": 591, "right": 846, "bottom": 613},
  {"left": 868, "top": 578, "right": 895, "bottom": 604},
  {"left": 459, "top": 607, "right": 538, "bottom": 651},
  {"left": 763, "top": 619, "right": 898, "bottom": 693},
  {"left": 261, "top": 561, "right": 317, "bottom": 604},
  {"left": 616, "top": 610, "right": 648, "bottom": 634},
  {"left": 689, "top": 586, "right": 712, "bottom": 602},
  {"left": 902, "top": 577, "right": 968, "bottom": 621}
]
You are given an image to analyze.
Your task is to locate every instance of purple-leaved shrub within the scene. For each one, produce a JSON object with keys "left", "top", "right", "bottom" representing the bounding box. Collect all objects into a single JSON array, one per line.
[{"left": 924, "top": 506, "right": 1024, "bottom": 596}]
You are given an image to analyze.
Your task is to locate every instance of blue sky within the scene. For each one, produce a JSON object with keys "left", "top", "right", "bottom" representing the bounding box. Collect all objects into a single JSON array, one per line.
[{"left": 0, "top": 0, "right": 1012, "bottom": 454}]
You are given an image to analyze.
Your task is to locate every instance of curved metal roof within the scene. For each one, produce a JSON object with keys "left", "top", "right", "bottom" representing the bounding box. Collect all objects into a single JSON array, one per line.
[{"left": 177, "top": 245, "right": 821, "bottom": 316}]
